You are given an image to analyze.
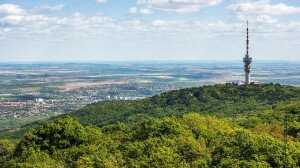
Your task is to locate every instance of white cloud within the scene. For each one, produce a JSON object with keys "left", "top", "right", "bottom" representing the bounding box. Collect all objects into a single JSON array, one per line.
[
  {"left": 0, "top": 2, "right": 300, "bottom": 45},
  {"left": 129, "top": 7, "right": 138, "bottom": 14},
  {"left": 95, "top": 0, "right": 107, "bottom": 4},
  {"left": 226, "top": 0, "right": 300, "bottom": 24},
  {"left": 0, "top": 4, "right": 26, "bottom": 15},
  {"left": 129, "top": 7, "right": 153, "bottom": 15},
  {"left": 151, "top": 19, "right": 240, "bottom": 33},
  {"left": 57, "top": 12, "right": 112, "bottom": 29},
  {"left": 136, "top": 0, "right": 223, "bottom": 13},
  {"left": 236, "top": 14, "right": 278, "bottom": 24},
  {"left": 0, "top": 4, "right": 112, "bottom": 35},
  {"left": 0, "top": 15, "right": 23, "bottom": 25},
  {"left": 152, "top": 20, "right": 167, "bottom": 27},
  {"left": 0, "top": 4, "right": 65, "bottom": 27},
  {"left": 149, "top": 18, "right": 300, "bottom": 36},
  {"left": 228, "top": 0, "right": 300, "bottom": 15},
  {"left": 37, "top": 4, "right": 65, "bottom": 11},
  {"left": 3, "top": 28, "right": 11, "bottom": 33},
  {"left": 140, "top": 8, "right": 153, "bottom": 15},
  {"left": 256, "top": 15, "right": 277, "bottom": 23},
  {"left": 0, "top": 14, "right": 58, "bottom": 27}
]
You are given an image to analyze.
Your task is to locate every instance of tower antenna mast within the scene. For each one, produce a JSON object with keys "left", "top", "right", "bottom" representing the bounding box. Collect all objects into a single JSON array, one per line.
[{"left": 247, "top": 21, "right": 249, "bottom": 56}]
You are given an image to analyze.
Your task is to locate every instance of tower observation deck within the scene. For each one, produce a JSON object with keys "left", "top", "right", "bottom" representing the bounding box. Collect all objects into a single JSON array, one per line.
[{"left": 243, "top": 21, "right": 252, "bottom": 84}]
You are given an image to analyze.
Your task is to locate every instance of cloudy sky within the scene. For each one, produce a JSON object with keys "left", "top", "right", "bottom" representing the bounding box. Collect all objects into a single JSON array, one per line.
[{"left": 0, "top": 0, "right": 299, "bottom": 62}]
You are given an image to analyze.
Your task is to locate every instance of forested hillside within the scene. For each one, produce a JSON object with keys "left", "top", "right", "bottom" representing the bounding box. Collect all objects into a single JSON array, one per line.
[
  {"left": 1, "top": 83, "right": 300, "bottom": 167},
  {"left": 68, "top": 83, "right": 300, "bottom": 127},
  {"left": 1, "top": 113, "right": 300, "bottom": 167}
]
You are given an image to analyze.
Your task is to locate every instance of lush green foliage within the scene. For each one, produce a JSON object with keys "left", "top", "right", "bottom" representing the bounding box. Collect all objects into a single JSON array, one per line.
[
  {"left": 2, "top": 113, "right": 300, "bottom": 167},
  {"left": 1, "top": 83, "right": 300, "bottom": 167},
  {"left": 0, "top": 140, "right": 15, "bottom": 165}
]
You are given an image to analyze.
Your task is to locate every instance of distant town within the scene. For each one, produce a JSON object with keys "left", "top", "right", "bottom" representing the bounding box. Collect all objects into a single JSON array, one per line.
[
  {"left": 0, "top": 82, "right": 174, "bottom": 118},
  {"left": 0, "top": 61, "right": 299, "bottom": 130}
]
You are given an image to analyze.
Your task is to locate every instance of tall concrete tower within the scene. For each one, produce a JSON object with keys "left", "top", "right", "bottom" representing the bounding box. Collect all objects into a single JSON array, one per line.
[{"left": 243, "top": 21, "right": 252, "bottom": 84}]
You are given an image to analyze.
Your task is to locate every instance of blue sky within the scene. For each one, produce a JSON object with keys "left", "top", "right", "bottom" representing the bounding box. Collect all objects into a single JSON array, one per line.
[{"left": 0, "top": 0, "right": 299, "bottom": 61}]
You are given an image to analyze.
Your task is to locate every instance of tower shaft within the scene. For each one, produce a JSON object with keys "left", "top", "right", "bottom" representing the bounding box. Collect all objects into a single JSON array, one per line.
[{"left": 243, "top": 21, "right": 252, "bottom": 84}]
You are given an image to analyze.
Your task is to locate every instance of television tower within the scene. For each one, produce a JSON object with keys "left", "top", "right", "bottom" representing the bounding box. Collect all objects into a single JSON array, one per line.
[{"left": 243, "top": 21, "right": 252, "bottom": 84}]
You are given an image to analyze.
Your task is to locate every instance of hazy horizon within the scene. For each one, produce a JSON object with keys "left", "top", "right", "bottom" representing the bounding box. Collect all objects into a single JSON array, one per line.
[{"left": 0, "top": 59, "right": 300, "bottom": 64}]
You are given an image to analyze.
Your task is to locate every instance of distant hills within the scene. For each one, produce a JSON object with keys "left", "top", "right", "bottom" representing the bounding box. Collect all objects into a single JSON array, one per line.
[{"left": 1, "top": 83, "right": 300, "bottom": 167}]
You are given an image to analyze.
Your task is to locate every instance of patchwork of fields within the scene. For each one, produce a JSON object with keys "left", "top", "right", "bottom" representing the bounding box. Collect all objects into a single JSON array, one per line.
[{"left": 0, "top": 61, "right": 299, "bottom": 130}]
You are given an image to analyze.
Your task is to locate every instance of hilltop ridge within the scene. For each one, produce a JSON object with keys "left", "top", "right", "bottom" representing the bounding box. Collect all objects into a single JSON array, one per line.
[
  {"left": 1, "top": 83, "right": 300, "bottom": 139},
  {"left": 67, "top": 83, "right": 300, "bottom": 126}
]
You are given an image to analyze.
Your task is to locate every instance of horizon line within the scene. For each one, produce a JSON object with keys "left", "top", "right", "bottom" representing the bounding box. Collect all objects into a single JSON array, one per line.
[{"left": 1, "top": 59, "right": 300, "bottom": 63}]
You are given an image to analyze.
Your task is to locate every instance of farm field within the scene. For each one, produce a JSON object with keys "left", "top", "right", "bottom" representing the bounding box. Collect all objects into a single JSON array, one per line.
[{"left": 0, "top": 61, "right": 299, "bottom": 130}]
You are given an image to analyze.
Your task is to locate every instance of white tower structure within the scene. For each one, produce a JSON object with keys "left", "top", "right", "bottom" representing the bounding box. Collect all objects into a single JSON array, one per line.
[{"left": 243, "top": 21, "right": 252, "bottom": 84}]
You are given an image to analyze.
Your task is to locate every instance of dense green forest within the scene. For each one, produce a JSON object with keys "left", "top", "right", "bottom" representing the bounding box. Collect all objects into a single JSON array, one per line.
[{"left": 1, "top": 83, "right": 300, "bottom": 167}]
